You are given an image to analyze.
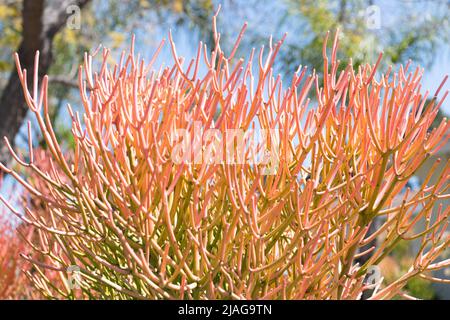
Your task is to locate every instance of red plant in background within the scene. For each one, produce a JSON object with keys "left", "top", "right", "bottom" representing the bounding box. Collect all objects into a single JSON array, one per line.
[
  {"left": 0, "top": 210, "right": 22, "bottom": 298},
  {"left": 1, "top": 9, "right": 449, "bottom": 299},
  {"left": 0, "top": 194, "right": 35, "bottom": 299}
]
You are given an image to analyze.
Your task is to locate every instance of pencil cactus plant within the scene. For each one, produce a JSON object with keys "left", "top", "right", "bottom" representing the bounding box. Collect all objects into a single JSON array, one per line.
[{"left": 1, "top": 11, "right": 449, "bottom": 299}]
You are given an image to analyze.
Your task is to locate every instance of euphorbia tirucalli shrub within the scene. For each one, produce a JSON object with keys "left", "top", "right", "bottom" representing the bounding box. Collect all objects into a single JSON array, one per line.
[
  {"left": 1, "top": 12, "right": 449, "bottom": 299},
  {"left": 0, "top": 207, "right": 30, "bottom": 299}
]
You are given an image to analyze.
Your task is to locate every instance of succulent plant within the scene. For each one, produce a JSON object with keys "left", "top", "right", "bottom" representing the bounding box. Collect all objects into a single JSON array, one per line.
[{"left": 1, "top": 10, "right": 449, "bottom": 299}]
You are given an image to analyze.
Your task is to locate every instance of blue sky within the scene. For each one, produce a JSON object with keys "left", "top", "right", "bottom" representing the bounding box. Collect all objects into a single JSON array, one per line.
[{"left": 423, "top": 44, "right": 450, "bottom": 114}]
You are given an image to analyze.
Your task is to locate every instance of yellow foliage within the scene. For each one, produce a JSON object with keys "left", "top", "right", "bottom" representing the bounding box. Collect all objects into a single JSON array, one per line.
[
  {"left": 0, "top": 4, "right": 16, "bottom": 19},
  {"left": 109, "top": 31, "right": 125, "bottom": 48}
]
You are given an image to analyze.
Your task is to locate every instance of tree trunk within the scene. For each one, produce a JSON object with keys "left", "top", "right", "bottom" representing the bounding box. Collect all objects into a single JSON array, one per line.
[{"left": 0, "top": 0, "right": 90, "bottom": 169}]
